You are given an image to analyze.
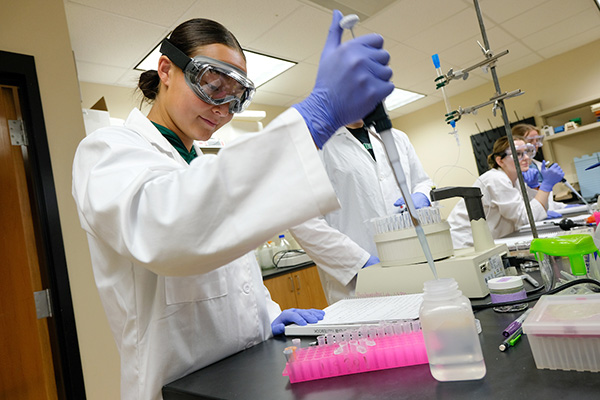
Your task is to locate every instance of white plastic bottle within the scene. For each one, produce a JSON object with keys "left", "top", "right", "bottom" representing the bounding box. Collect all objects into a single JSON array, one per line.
[
  {"left": 256, "top": 241, "right": 275, "bottom": 270},
  {"left": 419, "top": 278, "right": 486, "bottom": 381},
  {"left": 271, "top": 234, "right": 290, "bottom": 265}
]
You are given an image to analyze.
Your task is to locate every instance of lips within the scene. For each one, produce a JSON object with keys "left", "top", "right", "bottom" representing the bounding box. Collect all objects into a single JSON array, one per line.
[{"left": 200, "top": 116, "right": 217, "bottom": 128}]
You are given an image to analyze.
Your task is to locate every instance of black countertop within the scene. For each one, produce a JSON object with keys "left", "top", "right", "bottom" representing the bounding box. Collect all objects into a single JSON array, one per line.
[
  {"left": 162, "top": 301, "right": 600, "bottom": 400},
  {"left": 261, "top": 262, "right": 315, "bottom": 280}
]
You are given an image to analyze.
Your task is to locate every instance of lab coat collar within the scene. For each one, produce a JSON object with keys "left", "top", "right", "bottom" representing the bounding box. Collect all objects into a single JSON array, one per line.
[
  {"left": 338, "top": 126, "right": 379, "bottom": 162},
  {"left": 125, "top": 108, "right": 200, "bottom": 165}
]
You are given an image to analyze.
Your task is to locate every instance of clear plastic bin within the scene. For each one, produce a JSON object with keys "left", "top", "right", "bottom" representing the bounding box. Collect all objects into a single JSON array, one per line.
[{"left": 522, "top": 294, "right": 600, "bottom": 372}]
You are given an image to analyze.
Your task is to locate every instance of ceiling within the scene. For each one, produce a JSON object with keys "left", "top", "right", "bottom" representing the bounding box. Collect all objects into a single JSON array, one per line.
[{"left": 65, "top": 0, "right": 600, "bottom": 119}]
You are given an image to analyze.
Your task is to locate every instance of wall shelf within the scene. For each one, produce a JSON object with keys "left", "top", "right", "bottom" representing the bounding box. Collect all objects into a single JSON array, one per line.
[
  {"left": 537, "top": 97, "right": 600, "bottom": 185},
  {"left": 545, "top": 120, "right": 600, "bottom": 142}
]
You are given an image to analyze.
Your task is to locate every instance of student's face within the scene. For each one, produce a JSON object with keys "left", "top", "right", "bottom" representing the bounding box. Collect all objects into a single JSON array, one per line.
[
  {"left": 515, "top": 141, "right": 532, "bottom": 172},
  {"left": 498, "top": 140, "right": 530, "bottom": 176},
  {"left": 525, "top": 130, "right": 541, "bottom": 148},
  {"left": 164, "top": 43, "right": 247, "bottom": 143}
]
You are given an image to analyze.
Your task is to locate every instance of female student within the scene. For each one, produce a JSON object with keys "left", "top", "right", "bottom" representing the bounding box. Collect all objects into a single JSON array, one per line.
[
  {"left": 447, "top": 136, "right": 564, "bottom": 249},
  {"left": 513, "top": 123, "right": 567, "bottom": 215},
  {"left": 72, "top": 12, "right": 393, "bottom": 400}
]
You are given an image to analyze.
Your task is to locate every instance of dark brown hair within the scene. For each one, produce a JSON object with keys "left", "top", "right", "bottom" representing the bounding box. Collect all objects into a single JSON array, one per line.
[
  {"left": 138, "top": 18, "right": 244, "bottom": 102},
  {"left": 487, "top": 135, "right": 525, "bottom": 169}
]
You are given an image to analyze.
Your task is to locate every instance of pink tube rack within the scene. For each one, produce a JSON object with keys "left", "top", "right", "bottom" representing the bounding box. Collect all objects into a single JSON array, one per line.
[{"left": 282, "top": 323, "right": 428, "bottom": 383}]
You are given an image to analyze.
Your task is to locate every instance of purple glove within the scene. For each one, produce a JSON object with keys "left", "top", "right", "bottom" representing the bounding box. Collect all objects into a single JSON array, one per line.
[
  {"left": 362, "top": 255, "right": 380, "bottom": 269},
  {"left": 271, "top": 308, "right": 325, "bottom": 336},
  {"left": 539, "top": 161, "right": 564, "bottom": 192},
  {"left": 546, "top": 210, "right": 562, "bottom": 219},
  {"left": 292, "top": 10, "right": 394, "bottom": 148},
  {"left": 394, "top": 192, "right": 431, "bottom": 210},
  {"left": 522, "top": 168, "right": 540, "bottom": 189}
]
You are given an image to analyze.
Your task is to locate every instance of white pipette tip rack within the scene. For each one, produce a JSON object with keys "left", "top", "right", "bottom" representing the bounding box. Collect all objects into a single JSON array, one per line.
[
  {"left": 370, "top": 206, "right": 454, "bottom": 266},
  {"left": 370, "top": 206, "right": 442, "bottom": 235}
]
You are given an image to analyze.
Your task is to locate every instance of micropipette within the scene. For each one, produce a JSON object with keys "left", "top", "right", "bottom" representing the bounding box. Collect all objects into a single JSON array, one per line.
[
  {"left": 546, "top": 162, "right": 594, "bottom": 214},
  {"left": 339, "top": 14, "right": 438, "bottom": 280},
  {"left": 562, "top": 179, "right": 593, "bottom": 214}
]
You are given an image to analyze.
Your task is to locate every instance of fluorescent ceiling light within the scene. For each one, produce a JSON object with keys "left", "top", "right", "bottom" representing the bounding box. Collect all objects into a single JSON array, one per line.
[
  {"left": 135, "top": 43, "right": 296, "bottom": 88},
  {"left": 384, "top": 88, "right": 425, "bottom": 110},
  {"left": 243, "top": 51, "right": 295, "bottom": 87},
  {"left": 596, "top": 0, "right": 600, "bottom": 12}
]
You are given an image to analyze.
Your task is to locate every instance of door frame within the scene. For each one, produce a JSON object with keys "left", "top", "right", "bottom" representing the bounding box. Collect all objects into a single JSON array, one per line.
[{"left": 0, "top": 50, "right": 86, "bottom": 399}]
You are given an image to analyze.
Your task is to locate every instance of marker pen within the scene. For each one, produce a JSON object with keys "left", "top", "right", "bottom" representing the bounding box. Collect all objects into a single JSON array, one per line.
[
  {"left": 502, "top": 309, "right": 532, "bottom": 337},
  {"left": 499, "top": 327, "right": 523, "bottom": 352}
]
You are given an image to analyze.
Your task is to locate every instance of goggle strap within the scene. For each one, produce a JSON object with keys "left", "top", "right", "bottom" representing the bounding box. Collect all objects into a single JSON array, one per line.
[{"left": 160, "top": 39, "right": 192, "bottom": 71}]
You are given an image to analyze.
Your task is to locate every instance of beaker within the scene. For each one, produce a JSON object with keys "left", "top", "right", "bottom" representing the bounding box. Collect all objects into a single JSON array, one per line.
[{"left": 530, "top": 234, "right": 600, "bottom": 294}]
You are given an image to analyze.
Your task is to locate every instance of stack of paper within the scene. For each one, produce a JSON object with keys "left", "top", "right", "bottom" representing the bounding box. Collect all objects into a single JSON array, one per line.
[{"left": 284, "top": 294, "right": 423, "bottom": 336}]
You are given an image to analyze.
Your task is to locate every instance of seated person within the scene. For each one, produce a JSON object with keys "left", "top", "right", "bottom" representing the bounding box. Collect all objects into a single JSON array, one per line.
[
  {"left": 447, "top": 136, "right": 563, "bottom": 249},
  {"left": 512, "top": 124, "right": 567, "bottom": 216}
]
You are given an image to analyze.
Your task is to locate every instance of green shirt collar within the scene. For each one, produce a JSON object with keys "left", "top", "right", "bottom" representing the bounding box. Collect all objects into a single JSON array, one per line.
[{"left": 151, "top": 122, "right": 198, "bottom": 164}]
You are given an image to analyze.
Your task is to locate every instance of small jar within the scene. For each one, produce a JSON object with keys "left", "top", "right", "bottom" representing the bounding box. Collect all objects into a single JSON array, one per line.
[{"left": 487, "top": 276, "right": 528, "bottom": 312}]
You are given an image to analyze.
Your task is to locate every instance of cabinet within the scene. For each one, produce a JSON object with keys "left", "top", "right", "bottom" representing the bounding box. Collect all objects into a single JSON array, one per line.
[
  {"left": 536, "top": 95, "right": 600, "bottom": 183},
  {"left": 263, "top": 265, "right": 328, "bottom": 310}
]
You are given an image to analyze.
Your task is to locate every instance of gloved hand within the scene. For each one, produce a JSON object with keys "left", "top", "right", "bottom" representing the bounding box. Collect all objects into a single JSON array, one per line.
[
  {"left": 522, "top": 167, "right": 540, "bottom": 189},
  {"left": 271, "top": 308, "right": 325, "bottom": 336},
  {"left": 394, "top": 192, "right": 431, "bottom": 210},
  {"left": 539, "top": 161, "right": 564, "bottom": 192},
  {"left": 292, "top": 10, "right": 394, "bottom": 148},
  {"left": 546, "top": 210, "right": 562, "bottom": 219},
  {"left": 362, "top": 255, "right": 380, "bottom": 269}
]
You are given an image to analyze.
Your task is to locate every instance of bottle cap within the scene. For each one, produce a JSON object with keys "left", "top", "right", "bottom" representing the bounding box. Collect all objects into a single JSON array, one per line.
[{"left": 487, "top": 276, "right": 523, "bottom": 290}]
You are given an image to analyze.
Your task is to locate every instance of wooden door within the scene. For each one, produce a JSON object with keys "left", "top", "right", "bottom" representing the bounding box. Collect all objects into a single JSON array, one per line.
[
  {"left": 0, "top": 85, "right": 58, "bottom": 399},
  {"left": 263, "top": 272, "right": 298, "bottom": 310},
  {"left": 293, "top": 266, "right": 328, "bottom": 310}
]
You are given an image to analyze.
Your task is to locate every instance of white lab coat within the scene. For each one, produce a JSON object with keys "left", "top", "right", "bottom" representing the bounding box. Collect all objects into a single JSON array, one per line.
[
  {"left": 72, "top": 108, "right": 340, "bottom": 400},
  {"left": 447, "top": 168, "right": 547, "bottom": 249},
  {"left": 311, "top": 126, "right": 434, "bottom": 302},
  {"left": 526, "top": 159, "right": 567, "bottom": 211}
]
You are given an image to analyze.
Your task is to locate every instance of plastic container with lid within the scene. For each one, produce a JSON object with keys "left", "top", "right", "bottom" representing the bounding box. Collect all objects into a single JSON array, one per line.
[
  {"left": 419, "top": 278, "right": 486, "bottom": 381},
  {"left": 522, "top": 294, "right": 600, "bottom": 372},
  {"left": 487, "top": 276, "right": 528, "bottom": 312}
]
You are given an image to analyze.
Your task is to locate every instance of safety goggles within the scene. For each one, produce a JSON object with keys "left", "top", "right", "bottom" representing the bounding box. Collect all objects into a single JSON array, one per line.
[
  {"left": 524, "top": 134, "right": 544, "bottom": 148},
  {"left": 505, "top": 143, "right": 536, "bottom": 161},
  {"left": 160, "top": 39, "right": 255, "bottom": 114}
]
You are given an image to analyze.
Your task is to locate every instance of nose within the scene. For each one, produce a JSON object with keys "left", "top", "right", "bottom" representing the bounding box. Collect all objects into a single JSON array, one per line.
[{"left": 212, "top": 102, "right": 231, "bottom": 117}]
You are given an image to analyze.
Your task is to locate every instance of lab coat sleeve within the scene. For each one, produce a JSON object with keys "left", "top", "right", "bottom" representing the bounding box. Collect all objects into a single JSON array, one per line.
[
  {"left": 264, "top": 285, "right": 283, "bottom": 327},
  {"left": 72, "top": 108, "right": 340, "bottom": 276},
  {"left": 288, "top": 217, "right": 370, "bottom": 287},
  {"left": 393, "top": 129, "right": 434, "bottom": 199},
  {"left": 485, "top": 173, "right": 547, "bottom": 226}
]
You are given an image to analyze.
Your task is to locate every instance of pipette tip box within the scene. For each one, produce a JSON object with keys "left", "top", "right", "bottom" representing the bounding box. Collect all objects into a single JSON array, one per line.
[
  {"left": 282, "top": 323, "right": 428, "bottom": 383},
  {"left": 522, "top": 294, "right": 600, "bottom": 373}
]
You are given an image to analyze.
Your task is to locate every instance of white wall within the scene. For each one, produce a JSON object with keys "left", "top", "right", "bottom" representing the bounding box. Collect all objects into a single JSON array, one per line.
[
  {"left": 392, "top": 38, "right": 600, "bottom": 217},
  {"left": 0, "top": 1, "right": 120, "bottom": 399}
]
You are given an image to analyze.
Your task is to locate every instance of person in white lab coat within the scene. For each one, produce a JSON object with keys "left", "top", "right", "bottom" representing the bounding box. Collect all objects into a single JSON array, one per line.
[
  {"left": 299, "top": 120, "right": 434, "bottom": 303},
  {"left": 447, "top": 136, "right": 564, "bottom": 249},
  {"left": 512, "top": 123, "right": 567, "bottom": 216},
  {"left": 72, "top": 13, "right": 393, "bottom": 400}
]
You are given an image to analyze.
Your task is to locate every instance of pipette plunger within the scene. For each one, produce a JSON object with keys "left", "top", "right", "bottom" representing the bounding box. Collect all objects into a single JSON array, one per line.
[{"left": 339, "top": 14, "right": 359, "bottom": 38}]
